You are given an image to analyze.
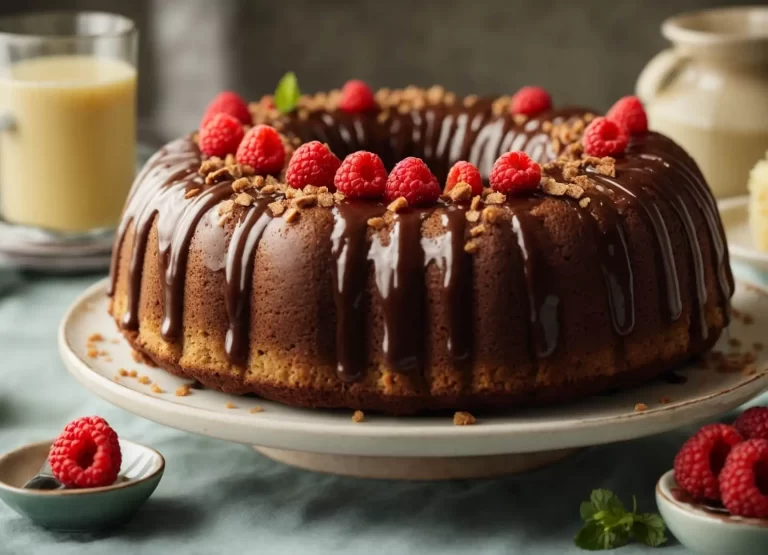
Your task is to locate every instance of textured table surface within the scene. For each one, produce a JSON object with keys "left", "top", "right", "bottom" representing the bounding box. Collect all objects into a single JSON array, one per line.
[{"left": 0, "top": 265, "right": 765, "bottom": 555}]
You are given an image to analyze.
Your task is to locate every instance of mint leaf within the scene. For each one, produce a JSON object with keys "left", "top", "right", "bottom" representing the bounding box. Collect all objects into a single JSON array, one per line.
[
  {"left": 575, "top": 489, "right": 666, "bottom": 551},
  {"left": 633, "top": 513, "right": 668, "bottom": 547},
  {"left": 590, "top": 489, "right": 624, "bottom": 513},
  {"left": 580, "top": 501, "right": 597, "bottom": 522},
  {"left": 274, "top": 71, "right": 300, "bottom": 114},
  {"left": 574, "top": 521, "right": 605, "bottom": 551}
]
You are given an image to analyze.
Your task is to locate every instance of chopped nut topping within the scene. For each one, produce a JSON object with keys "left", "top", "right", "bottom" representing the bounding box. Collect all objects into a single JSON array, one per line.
[
  {"left": 470, "top": 195, "right": 482, "bottom": 211},
  {"left": 234, "top": 192, "right": 254, "bottom": 206},
  {"left": 579, "top": 197, "right": 591, "bottom": 208},
  {"left": 185, "top": 188, "right": 202, "bottom": 199},
  {"left": 240, "top": 164, "right": 256, "bottom": 176},
  {"left": 377, "top": 111, "right": 390, "bottom": 124},
  {"left": 293, "top": 194, "right": 317, "bottom": 209},
  {"left": 484, "top": 192, "right": 506, "bottom": 205},
  {"left": 318, "top": 192, "right": 335, "bottom": 207},
  {"left": 367, "top": 217, "right": 386, "bottom": 230},
  {"left": 265, "top": 175, "right": 280, "bottom": 187},
  {"left": 482, "top": 206, "right": 503, "bottom": 224},
  {"left": 466, "top": 210, "right": 480, "bottom": 223},
  {"left": 541, "top": 177, "right": 569, "bottom": 197},
  {"left": 584, "top": 112, "right": 596, "bottom": 122},
  {"left": 265, "top": 200, "right": 284, "bottom": 218},
  {"left": 444, "top": 92, "right": 457, "bottom": 106},
  {"left": 541, "top": 121, "right": 553, "bottom": 133},
  {"left": 333, "top": 191, "right": 346, "bottom": 203},
  {"left": 284, "top": 188, "right": 297, "bottom": 199},
  {"left": 217, "top": 199, "right": 235, "bottom": 216},
  {"left": 283, "top": 207, "right": 299, "bottom": 223},
  {"left": 464, "top": 240, "right": 480, "bottom": 254},
  {"left": 352, "top": 410, "right": 365, "bottom": 423},
  {"left": 565, "top": 185, "right": 585, "bottom": 200},
  {"left": 462, "top": 94, "right": 478, "bottom": 108},
  {"left": 448, "top": 182, "right": 473, "bottom": 203},
  {"left": 206, "top": 166, "right": 234, "bottom": 185},
  {"left": 225, "top": 153, "right": 236, "bottom": 166},
  {"left": 232, "top": 178, "right": 252, "bottom": 193},
  {"left": 634, "top": 403, "right": 648, "bottom": 412},
  {"left": 198, "top": 157, "right": 224, "bottom": 175},
  {"left": 387, "top": 196, "right": 408, "bottom": 213},
  {"left": 453, "top": 411, "right": 476, "bottom": 426},
  {"left": 470, "top": 224, "right": 486, "bottom": 237},
  {"left": 572, "top": 175, "right": 593, "bottom": 189},
  {"left": 261, "top": 184, "right": 277, "bottom": 194}
]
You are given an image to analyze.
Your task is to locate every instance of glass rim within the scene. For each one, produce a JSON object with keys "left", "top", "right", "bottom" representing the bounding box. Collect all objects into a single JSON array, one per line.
[{"left": 0, "top": 10, "right": 136, "bottom": 42}]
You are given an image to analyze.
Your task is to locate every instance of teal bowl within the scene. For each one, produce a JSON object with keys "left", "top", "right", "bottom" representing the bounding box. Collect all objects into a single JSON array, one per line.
[{"left": 0, "top": 438, "right": 164, "bottom": 532}]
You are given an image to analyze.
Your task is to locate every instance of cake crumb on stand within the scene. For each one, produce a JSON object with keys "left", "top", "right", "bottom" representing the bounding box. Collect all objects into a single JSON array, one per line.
[
  {"left": 249, "top": 406, "right": 264, "bottom": 414},
  {"left": 352, "top": 410, "right": 365, "bottom": 423},
  {"left": 453, "top": 411, "right": 476, "bottom": 426}
]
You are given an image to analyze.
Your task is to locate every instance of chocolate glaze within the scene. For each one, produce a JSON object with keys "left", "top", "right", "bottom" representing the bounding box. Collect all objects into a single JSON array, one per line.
[{"left": 109, "top": 97, "right": 732, "bottom": 383}]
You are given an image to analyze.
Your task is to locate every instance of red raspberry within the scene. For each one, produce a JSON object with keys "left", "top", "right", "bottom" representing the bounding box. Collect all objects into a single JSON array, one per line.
[
  {"left": 236, "top": 124, "right": 285, "bottom": 175},
  {"left": 445, "top": 161, "right": 483, "bottom": 196},
  {"left": 719, "top": 439, "right": 768, "bottom": 518},
  {"left": 489, "top": 151, "right": 541, "bottom": 195},
  {"left": 674, "top": 423, "right": 744, "bottom": 501},
  {"left": 339, "top": 79, "right": 377, "bottom": 113},
  {"left": 48, "top": 416, "right": 122, "bottom": 489},
  {"left": 606, "top": 95, "right": 648, "bottom": 135},
  {"left": 510, "top": 86, "right": 552, "bottom": 116},
  {"left": 385, "top": 157, "right": 441, "bottom": 206},
  {"left": 198, "top": 113, "right": 245, "bottom": 158},
  {"left": 200, "top": 91, "right": 251, "bottom": 127},
  {"left": 734, "top": 407, "right": 768, "bottom": 440},
  {"left": 285, "top": 141, "right": 341, "bottom": 189},
  {"left": 334, "top": 151, "right": 387, "bottom": 199},
  {"left": 582, "top": 117, "right": 629, "bottom": 157}
]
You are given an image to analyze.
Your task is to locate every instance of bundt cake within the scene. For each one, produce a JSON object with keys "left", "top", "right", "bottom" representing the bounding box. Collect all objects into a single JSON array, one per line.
[{"left": 108, "top": 80, "right": 733, "bottom": 414}]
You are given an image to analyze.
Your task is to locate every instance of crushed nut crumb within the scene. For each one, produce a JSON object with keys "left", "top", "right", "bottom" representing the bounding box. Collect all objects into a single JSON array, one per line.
[
  {"left": 234, "top": 192, "right": 254, "bottom": 206},
  {"left": 387, "top": 196, "right": 408, "bottom": 213},
  {"left": 151, "top": 384, "right": 163, "bottom": 394},
  {"left": 138, "top": 376, "right": 151, "bottom": 385},
  {"left": 185, "top": 188, "right": 201, "bottom": 199},
  {"left": 232, "top": 178, "right": 252, "bottom": 193},
  {"left": 283, "top": 207, "right": 299, "bottom": 223},
  {"left": 453, "top": 411, "right": 476, "bottom": 426},
  {"left": 464, "top": 240, "right": 480, "bottom": 254},
  {"left": 175, "top": 384, "right": 191, "bottom": 397},
  {"left": 470, "top": 224, "right": 486, "bottom": 237},
  {"left": 367, "top": 217, "right": 386, "bottom": 230},
  {"left": 481, "top": 206, "right": 503, "bottom": 224},
  {"left": 318, "top": 192, "right": 334, "bottom": 207},
  {"left": 448, "top": 182, "right": 473, "bottom": 203},
  {"left": 293, "top": 194, "right": 317, "bottom": 209},
  {"left": 470, "top": 195, "right": 482, "bottom": 211},
  {"left": 484, "top": 192, "right": 506, "bottom": 205},
  {"left": 88, "top": 333, "right": 104, "bottom": 342},
  {"left": 249, "top": 406, "right": 264, "bottom": 414},
  {"left": 634, "top": 403, "right": 648, "bottom": 412},
  {"left": 352, "top": 410, "right": 365, "bottom": 423},
  {"left": 225, "top": 402, "right": 236, "bottom": 409},
  {"left": 268, "top": 201, "right": 285, "bottom": 216},
  {"left": 466, "top": 210, "right": 480, "bottom": 223},
  {"left": 579, "top": 197, "right": 591, "bottom": 208}
]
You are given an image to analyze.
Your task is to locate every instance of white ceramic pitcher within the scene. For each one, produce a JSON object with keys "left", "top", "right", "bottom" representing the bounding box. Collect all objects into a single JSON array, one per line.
[{"left": 636, "top": 7, "right": 768, "bottom": 199}]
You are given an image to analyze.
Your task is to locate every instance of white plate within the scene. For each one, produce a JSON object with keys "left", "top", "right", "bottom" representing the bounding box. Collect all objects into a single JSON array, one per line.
[
  {"left": 719, "top": 195, "right": 768, "bottom": 272},
  {"left": 59, "top": 278, "right": 768, "bottom": 466},
  {"left": 0, "top": 252, "right": 111, "bottom": 273}
]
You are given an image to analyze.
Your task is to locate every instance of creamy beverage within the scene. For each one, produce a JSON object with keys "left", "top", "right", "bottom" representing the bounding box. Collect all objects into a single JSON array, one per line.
[{"left": 0, "top": 55, "right": 136, "bottom": 232}]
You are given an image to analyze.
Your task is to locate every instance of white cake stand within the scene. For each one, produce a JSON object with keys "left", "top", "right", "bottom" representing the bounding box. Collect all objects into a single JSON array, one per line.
[{"left": 59, "top": 278, "right": 768, "bottom": 480}]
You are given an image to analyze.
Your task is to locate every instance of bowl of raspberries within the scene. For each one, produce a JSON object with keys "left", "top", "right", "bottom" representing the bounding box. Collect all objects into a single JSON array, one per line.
[{"left": 656, "top": 406, "right": 768, "bottom": 555}]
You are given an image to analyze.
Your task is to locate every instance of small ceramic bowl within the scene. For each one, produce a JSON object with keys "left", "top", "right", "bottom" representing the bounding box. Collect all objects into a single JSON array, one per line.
[
  {"left": 656, "top": 469, "right": 768, "bottom": 555},
  {"left": 0, "top": 438, "right": 164, "bottom": 531}
]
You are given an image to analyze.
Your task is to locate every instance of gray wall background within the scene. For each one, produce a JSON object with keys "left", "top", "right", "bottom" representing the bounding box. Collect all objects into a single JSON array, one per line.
[{"left": 0, "top": 0, "right": 763, "bottom": 145}]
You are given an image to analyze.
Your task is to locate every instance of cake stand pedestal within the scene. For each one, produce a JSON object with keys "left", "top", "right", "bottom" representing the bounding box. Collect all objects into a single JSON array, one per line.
[{"left": 253, "top": 447, "right": 580, "bottom": 480}]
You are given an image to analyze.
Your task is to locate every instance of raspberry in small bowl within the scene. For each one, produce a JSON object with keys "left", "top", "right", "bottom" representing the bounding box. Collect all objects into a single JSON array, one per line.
[
  {"left": 656, "top": 419, "right": 768, "bottom": 555},
  {"left": 0, "top": 416, "right": 164, "bottom": 531}
]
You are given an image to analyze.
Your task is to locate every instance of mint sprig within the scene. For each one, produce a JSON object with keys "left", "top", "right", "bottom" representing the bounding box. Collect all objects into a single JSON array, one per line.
[
  {"left": 574, "top": 489, "right": 667, "bottom": 550},
  {"left": 274, "top": 71, "right": 301, "bottom": 114}
]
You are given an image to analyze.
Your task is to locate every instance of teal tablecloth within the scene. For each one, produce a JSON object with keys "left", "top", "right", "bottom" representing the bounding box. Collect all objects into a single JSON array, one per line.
[{"left": 1, "top": 265, "right": 766, "bottom": 555}]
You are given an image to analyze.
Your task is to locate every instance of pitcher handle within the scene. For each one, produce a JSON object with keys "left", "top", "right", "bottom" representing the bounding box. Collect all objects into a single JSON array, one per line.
[{"left": 635, "top": 48, "right": 687, "bottom": 104}]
